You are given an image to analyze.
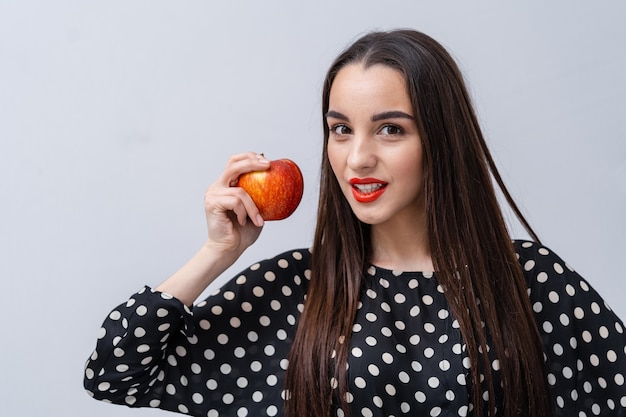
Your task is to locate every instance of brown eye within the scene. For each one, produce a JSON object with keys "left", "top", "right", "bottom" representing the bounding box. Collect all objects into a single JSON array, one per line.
[
  {"left": 380, "top": 125, "right": 402, "bottom": 135},
  {"left": 331, "top": 124, "right": 352, "bottom": 135}
]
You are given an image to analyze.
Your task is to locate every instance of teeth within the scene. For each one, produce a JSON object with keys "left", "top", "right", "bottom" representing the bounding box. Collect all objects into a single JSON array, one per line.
[{"left": 354, "top": 183, "right": 384, "bottom": 194}]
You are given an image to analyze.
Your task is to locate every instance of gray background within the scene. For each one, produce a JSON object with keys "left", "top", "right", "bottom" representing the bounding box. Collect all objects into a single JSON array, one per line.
[{"left": 1, "top": 1, "right": 624, "bottom": 416}]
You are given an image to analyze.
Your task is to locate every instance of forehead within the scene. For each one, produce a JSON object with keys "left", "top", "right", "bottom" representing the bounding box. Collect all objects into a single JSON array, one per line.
[{"left": 329, "top": 63, "right": 410, "bottom": 111}]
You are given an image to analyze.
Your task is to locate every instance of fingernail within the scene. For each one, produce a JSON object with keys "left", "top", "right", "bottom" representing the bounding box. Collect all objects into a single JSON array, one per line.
[{"left": 256, "top": 214, "right": 265, "bottom": 226}]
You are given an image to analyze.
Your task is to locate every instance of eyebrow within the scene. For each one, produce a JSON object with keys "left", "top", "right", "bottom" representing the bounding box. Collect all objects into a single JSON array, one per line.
[{"left": 325, "top": 110, "right": 414, "bottom": 122}]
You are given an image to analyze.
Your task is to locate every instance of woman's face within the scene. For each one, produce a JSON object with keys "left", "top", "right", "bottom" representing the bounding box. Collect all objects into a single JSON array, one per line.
[{"left": 326, "top": 63, "right": 425, "bottom": 228}]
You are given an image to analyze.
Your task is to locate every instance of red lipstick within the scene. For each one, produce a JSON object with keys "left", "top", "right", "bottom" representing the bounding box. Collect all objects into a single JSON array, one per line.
[{"left": 349, "top": 178, "right": 388, "bottom": 203}]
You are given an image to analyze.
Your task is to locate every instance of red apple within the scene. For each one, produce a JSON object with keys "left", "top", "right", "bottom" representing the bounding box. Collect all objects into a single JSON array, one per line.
[{"left": 237, "top": 158, "right": 304, "bottom": 221}]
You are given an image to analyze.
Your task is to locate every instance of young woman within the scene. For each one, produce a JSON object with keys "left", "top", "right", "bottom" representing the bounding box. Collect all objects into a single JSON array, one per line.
[{"left": 84, "top": 30, "right": 626, "bottom": 417}]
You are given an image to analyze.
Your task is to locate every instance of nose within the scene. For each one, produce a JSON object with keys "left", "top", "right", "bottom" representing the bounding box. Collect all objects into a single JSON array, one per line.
[{"left": 346, "top": 135, "right": 376, "bottom": 171}]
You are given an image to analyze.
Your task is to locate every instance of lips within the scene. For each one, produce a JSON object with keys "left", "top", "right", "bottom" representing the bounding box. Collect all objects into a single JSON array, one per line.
[{"left": 349, "top": 178, "right": 388, "bottom": 203}]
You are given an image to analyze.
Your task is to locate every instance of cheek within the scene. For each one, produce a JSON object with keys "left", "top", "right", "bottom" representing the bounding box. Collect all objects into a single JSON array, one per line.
[
  {"left": 326, "top": 143, "right": 344, "bottom": 178},
  {"left": 396, "top": 149, "right": 425, "bottom": 188}
]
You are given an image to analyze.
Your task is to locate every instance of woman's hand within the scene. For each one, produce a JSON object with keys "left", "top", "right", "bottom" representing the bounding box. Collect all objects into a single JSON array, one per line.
[{"left": 203, "top": 152, "right": 270, "bottom": 256}]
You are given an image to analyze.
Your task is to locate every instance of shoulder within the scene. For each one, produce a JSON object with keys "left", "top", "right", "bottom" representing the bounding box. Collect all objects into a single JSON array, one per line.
[
  {"left": 512, "top": 239, "right": 592, "bottom": 307},
  {"left": 198, "top": 248, "right": 312, "bottom": 306},
  {"left": 512, "top": 239, "right": 620, "bottom": 321},
  {"left": 512, "top": 239, "right": 576, "bottom": 284},
  {"left": 251, "top": 248, "right": 312, "bottom": 278}
]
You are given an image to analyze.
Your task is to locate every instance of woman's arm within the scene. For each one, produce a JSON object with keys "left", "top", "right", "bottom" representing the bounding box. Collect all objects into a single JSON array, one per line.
[{"left": 155, "top": 152, "right": 270, "bottom": 306}]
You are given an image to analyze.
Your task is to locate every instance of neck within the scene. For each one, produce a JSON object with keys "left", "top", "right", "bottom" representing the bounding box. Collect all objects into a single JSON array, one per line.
[{"left": 370, "top": 215, "right": 433, "bottom": 272}]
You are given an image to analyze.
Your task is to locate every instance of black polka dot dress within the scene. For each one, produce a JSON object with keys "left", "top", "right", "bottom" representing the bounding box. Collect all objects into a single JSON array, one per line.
[{"left": 84, "top": 241, "right": 626, "bottom": 416}]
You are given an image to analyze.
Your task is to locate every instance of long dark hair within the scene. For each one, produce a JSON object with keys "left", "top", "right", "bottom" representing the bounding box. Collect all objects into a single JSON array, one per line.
[{"left": 285, "top": 29, "right": 552, "bottom": 417}]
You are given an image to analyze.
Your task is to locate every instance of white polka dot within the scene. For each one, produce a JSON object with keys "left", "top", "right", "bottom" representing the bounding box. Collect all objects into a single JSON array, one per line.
[
  {"left": 548, "top": 291, "right": 560, "bottom": 303},
  {"left": 553, "top": 344, "right": 564, "bottom": 356},
  {"left": 137, "top": 344, "right": 150, "bottom": 353},
  {"left": 543, "top": 321, "right": 553, "bottom": 333},
  {"left": 382, "top": 352, "right": 394, "bottom": 364},
  {"left": 424, "top": 347, "right": 435, "bottom": 358},
  {"left": 563, "top": 367, "right": 573, "bottom": 379},
  {"left": 446, "top": 390, "right": 455, "bottom": 401},
  {"left": 457, "top": 373, "right": 466, "bottom": 385},
  {"left": 97, "top": 381, "right": 111, "bottom": 391},
  {"left": 580, "top": 280, "right": 590, "bottom": 291},
  {"left": 574, "top": 307, "right": 585, "bottom": 319},
  {"left": 430, "top": 407, "right": 442, "bottom": 417},
  {"left": 428, "top": 376, "right": 440, "bottom": 388},
  {"left": 537, "top": 272, "right": 548, "bottom": 283},
  {"left": 599, "top": 326, "right": 610, "bottom": 339},
  {"left": 266, "top": 375, "right": 278, "bottom": 386},
  {"left": 553, "top": 263, "right": 564, "bottom": 274},
  {"left": 399, "top": 371, "right": 410, "bottom": 383},
  {"left": 237, "top": 377, "right": 248, "bottom": 388},
  {"left": 394, "top": 293, "right": 406, "bottom": 304}
]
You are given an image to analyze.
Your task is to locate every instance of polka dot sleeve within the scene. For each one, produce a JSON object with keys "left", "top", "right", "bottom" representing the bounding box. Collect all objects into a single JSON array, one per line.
[
  {"left": 84, "top": 249, "right": 311, "bottom": 417},
  {"left": 516, "top": 241, "right": 626, "bottom": 415}
]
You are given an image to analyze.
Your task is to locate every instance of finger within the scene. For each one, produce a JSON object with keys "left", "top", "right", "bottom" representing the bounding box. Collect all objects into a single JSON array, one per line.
[
  {"left": 219, "top": 153, "right": 270, "bottom": 187},
  {"left": 206, "top": 187, "right": 264, "bottom": 227}
]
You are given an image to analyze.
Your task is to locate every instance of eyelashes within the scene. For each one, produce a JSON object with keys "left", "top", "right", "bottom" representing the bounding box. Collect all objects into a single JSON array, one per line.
[{"left": 328, "top": 123, "right": 405, "bottom": 137}]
